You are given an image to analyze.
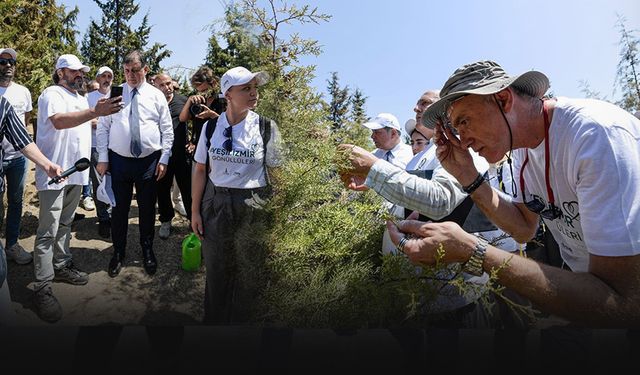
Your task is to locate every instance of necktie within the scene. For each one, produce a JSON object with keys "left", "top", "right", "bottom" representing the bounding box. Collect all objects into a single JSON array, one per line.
[
  {"left": 129, "top": 88, "right": 142, "bottom": 157},
  {"left": 385, "top": 150, "right": 392, "bottom": 162}
]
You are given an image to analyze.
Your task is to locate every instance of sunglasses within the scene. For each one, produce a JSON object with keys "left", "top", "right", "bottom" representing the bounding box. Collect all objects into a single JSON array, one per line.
[
  {"left": 223, "top": 126, "right": 233, "bottom": 152},
  {"left": 0, "top": 58, "right": 16, "bottom": 66}
]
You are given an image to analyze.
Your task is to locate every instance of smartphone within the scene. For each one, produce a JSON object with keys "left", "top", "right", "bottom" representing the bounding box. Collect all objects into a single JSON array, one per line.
[{"left": 109, "top": 86, "right": 123, "bottom": 99}]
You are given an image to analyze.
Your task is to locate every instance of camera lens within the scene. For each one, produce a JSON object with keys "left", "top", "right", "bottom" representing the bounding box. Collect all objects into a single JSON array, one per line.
[{"left": 189, "top": 104, "right": 203, "bottom": 116}]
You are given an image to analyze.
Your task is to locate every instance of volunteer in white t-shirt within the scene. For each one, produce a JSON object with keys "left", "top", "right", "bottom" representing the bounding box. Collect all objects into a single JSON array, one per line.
[
  {"left": 191, "top": 66, "right": 283, "bottom": 324},
  {"left": 0, "top": 47, "right": 33, "bottom": 265},
  {"left": 389, "top": 60, "right": 640, "bottom": 327},
  {"left": 33, "top": 54, "right": 121, "bottom": 323}
]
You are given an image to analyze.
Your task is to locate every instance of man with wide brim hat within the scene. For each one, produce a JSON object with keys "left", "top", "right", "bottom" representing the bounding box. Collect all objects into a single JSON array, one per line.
[
  {"left": 421, "top": 60, "right": 549, "bottom": 130},
  {"left": 383, "top": 59, "right": 640, "bottom": 327}
]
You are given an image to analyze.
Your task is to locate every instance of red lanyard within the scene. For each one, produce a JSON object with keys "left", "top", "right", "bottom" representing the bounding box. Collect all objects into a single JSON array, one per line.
[{"left": 519, "top": 100, "right": 555, "bottom": 206}]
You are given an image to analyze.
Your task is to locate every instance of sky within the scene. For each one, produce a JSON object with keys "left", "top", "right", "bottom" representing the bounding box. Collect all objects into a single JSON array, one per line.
[{"left": 59, "top": 0, "right": 640, "bottom": 127}]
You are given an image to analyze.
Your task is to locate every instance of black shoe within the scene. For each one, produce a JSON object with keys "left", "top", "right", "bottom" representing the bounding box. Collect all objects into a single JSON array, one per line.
[
  {"left": 142, "top": 248, "right": 157, "bottom": 276},
  {"left": 98, "top": 220, "right": 111, "bottom": 239},
  {"left": 35, "top": 285, "right": 63, "bottom": 323},
  {"left": 54, "top": 262, "right": 89, "bottom": 285},
  {"left": 108, "top": 252, "right": 124, "bottom": 278}
]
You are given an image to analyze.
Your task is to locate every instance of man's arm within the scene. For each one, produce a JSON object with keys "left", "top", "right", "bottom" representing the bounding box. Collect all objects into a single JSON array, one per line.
[
  {"left": 20, "top": 143, "right": 62, "bottom": 178},
  {"left": 157, "top": 99, "right": 174, "bottom": 165},
  {"left": 49, "top": 97, "right": 122, "bottom": 130},
  {"left": 366, "top": 161, "right": 469, "bottom": 220},
  {"left": 484, "top": 242, "right": 640, "bottom": 327},
  {"left": 388, "top": 219, "right": 640, "bottom": 327}
]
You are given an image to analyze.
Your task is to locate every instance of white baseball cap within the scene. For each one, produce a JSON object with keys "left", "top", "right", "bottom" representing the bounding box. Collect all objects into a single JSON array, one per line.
[
  {"left": 220, "top": 66, "right": 269, "bottom": 95},
  {"left": 362, "top": 113, "right": 401, "bottom": 131},
  {"left": 55, "top": 54, "right": 90, "bottom": 72},
  {"left": 404, "top": 119, "right": 417, "bottom": 135},
  {"left": 96, "top": 66, "right": 113, "bottom": 77},
  {"left": 0, "top": 48, "right": 17, "bottom": 59}
]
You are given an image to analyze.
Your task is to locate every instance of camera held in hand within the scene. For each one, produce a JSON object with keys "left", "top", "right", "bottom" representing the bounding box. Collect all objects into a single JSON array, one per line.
[{"left": 189, "top": 103, "right": 204, "bottom": 116}]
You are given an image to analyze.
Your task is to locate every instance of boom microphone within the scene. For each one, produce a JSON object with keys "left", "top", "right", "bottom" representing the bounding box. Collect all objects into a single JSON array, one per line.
[{"left": 48, "top": 157, "right": 91, "bottom": 185}]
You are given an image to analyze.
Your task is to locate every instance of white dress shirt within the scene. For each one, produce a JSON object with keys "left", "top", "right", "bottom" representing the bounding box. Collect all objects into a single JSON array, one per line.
[
  {"left": 96, "top": 81, "right": 173, "bottom": 164},
  {"left": 372, "top": 141, "right": 413, "bottom": 169}
]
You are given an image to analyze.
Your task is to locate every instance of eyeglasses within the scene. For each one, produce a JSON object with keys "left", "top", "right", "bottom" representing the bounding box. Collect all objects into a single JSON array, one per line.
[
  {"left": 223, "top": 126, "right": 232, "bottom": 152},
  {"left": 523, "top": 194, "right": 563, "bottom": 220},
  {"left": 0, "top": 58, "right": 16, "bottom": 66}
]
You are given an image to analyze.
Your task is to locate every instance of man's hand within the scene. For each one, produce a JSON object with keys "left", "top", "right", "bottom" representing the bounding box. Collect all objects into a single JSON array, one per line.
[
  {"left": 94, "top": 97, "right": 123, "bottom": 117},
  {"left": 336, "top": 144, "right": 379, "bottom": 191},
  {"left": 96, "top": 162, "right": 109, "bottom": 176},
  {"left": 45, "top": 162, "right": 64, "bottom": 179},
  {"left": 386, "top": 218, "right": 477, "bottom": 266},
  {"left": 155, "top": 162, "right": 167, "bottom": 181},
  {"left": 434, "top": 121, "right": 478, "bottom": 186}
]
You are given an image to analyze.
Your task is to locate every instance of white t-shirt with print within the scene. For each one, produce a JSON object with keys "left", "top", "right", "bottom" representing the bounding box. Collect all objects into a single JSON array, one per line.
[
  {"left": 513, "top": 97, "right": 640, "bottom": 272},
  {"left": 0, "top": 82, "right": 32, "bottom": 160},
  {"left": 36, "top": 85, "right": 91, "bottom": 190},
  {"left": 194, "top": 110, "right": 268, "bottom": 189}
]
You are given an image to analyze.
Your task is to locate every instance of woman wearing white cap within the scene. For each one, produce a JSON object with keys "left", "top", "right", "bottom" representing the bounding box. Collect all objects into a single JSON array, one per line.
[{"left": 191, "top": 66, "right": 284, "bottom": 324}]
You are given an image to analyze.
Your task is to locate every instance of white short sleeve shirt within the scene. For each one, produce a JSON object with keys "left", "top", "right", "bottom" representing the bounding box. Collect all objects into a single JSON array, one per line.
[
  {"left": 36, "top": 85, "right": 91, "bottom": 190},
  {"left": 194, "top": 111, "right": 268, "bottom": 189},
  {"left": 0, "top": 82, "right": 32, "bottom": 160},
  {"left": 512, "top": 97, "right": 640, "bottom": 271}
]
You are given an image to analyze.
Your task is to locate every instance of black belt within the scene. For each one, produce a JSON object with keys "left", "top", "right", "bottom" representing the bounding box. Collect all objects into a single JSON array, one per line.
[{"left": 212, "top": 185, "right": 267, "bottom": 194}]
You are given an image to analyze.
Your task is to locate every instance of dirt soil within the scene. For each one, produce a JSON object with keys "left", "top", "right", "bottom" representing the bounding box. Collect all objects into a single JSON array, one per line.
[{"left": 4, "top": 159, "right": 206, "bottom": 326}]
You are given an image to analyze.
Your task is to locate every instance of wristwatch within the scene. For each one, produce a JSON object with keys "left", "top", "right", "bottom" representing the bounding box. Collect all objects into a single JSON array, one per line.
[{"left": 462, "top": 237, "right": 488, "bottom": 276}]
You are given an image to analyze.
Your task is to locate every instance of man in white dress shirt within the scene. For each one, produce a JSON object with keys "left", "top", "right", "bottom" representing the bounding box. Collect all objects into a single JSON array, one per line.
[
  {"left": 34, "top": 54, "right": 121, "bottom": 323},
  {"left": 96, "top": 50, "right": 174, "bottom": 278},
  {"left": 362, "top": 113, "right": 413, "bottom": 255}
]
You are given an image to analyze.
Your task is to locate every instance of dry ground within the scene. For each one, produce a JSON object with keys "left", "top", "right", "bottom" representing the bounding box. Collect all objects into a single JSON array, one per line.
[{"left": 4, "top": 159, "right": 206, "bottom": 326}]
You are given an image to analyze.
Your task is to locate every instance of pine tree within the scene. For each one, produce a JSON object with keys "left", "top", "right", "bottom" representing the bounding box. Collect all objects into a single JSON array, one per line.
[
  {"left": 80, "top": 0, "right": 171, "bottom": 83},
  {"left": 326, "top": 72, "right": 350, "bottom": 131},
  {"left": 349, "top": 88, "right": 368, "bottom": 125},
  {"left": 615, "top": 15, "right": 640, "bottom": 111}
]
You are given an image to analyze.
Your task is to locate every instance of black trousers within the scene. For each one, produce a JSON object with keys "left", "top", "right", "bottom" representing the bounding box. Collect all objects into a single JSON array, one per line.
[
  {"left": 109, "top": 150, "right": 160, "bottom": 256},
  {"left": 200, "top": 181, "right": 270, "bottom": 324},
  {"left": 156, "top": 147, "right": 192, "bottom": 222}
]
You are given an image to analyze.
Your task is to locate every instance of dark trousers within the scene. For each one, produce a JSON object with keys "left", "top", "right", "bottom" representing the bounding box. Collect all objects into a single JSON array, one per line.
[
  {"left": 109, "top": 150, "right": 160, "bottom": 256},
  {"left": 156, "top": 147, "right": 191, "bottom": 222},
  {"left": 200, "top": 181, "right": 270, "bottom": 324}
]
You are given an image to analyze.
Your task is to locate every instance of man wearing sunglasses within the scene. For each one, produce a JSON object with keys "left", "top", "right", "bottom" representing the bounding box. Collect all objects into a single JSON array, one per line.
[
  {"left": 0, "top": 48, "right": 33, "bottom": 266},
  {"left": 384, "top": 61, "right": 640, "bottom": 328}
]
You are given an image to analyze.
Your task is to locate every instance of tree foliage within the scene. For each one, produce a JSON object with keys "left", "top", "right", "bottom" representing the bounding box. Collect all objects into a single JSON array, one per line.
[
  {"left": 206, "top": 0, "right": 505, "bottom": 329},
  {"left": 326, "top": 72, "right": 350, "bottom": 131},
  {"left": 614, "top": 15, "right": 640, "bottom": 111},
  {"left": 80, "top": 0, "right": 171, "bottom": 83},
  {"left": 0, "top": 0, "right": 80, "bottom": 117}
]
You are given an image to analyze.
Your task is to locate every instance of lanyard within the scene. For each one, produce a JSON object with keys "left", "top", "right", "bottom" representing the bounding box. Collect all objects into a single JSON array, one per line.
[{"left": 519, "top": 100, "right": 555, "bottom": 206}]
